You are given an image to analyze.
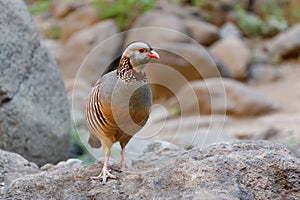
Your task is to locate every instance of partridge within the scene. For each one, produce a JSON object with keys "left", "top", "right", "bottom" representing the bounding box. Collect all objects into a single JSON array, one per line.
[{"left": 86, "top": 41, "right": 159, "bottom": 184}]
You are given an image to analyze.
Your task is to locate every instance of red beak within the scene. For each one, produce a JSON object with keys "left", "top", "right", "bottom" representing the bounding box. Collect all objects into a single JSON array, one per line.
[{"left": 148, "top": 50, "right": 160, "bottom": 59}]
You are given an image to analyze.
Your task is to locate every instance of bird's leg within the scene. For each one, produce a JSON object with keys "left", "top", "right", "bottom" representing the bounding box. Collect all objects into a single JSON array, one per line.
[
  {"left": 120, "top": 148, "right": 125, "bottom": 169},
  {"left": 90, "top": 142, "right": 116, "bottom": 184},
  {"left": 91, "top": 155, "right": 116, "bottom": 184}
]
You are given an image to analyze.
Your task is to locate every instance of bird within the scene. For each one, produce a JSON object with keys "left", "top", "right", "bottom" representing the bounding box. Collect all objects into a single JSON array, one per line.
[{"left": 86, "top": 41, "right": 159, "bottom": 184}]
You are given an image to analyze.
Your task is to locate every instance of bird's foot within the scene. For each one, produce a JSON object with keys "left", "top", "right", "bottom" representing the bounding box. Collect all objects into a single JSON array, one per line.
[
  {"left": 90, "top": 168, "right": 116, "bottom": 185},
  {"left": 118, "top": 161, "right": 126, "bottom": 172}
]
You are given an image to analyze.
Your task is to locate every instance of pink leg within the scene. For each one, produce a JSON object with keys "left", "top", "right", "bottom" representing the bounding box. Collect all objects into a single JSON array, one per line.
[
  {"left": 120, "top": 148, "right": 125, "bottom": 169},
  {"left": 91, "top": 155, "right": 116, "bottom": 184}
]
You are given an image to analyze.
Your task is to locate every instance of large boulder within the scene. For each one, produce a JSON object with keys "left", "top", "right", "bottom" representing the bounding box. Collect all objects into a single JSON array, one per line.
[
  {"left": 2, "top": 140, "right": 300, "bottom": 199},
  {"left": 0, "top": 149, "right": 39, "bottom": 195},
  {"left": 268, "top": 23, "right": 300, "bottom": 58},
  {"left": 0, "top": 0, "right": 70, "bottom": 165}
]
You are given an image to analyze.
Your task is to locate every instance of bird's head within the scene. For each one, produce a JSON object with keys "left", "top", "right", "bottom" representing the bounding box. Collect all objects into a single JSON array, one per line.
[{"left": 121, "top": 41, "right": 159, "bottom": 73}]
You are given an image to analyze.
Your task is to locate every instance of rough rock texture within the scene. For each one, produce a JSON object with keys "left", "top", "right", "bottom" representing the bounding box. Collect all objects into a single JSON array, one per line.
[
  {"left": 3, "top": 140, "right": 300, "bottom": 199},
  {"left": 184, "top": 19, "right": 219, "bottom": 46},
  {"left": 0, "top": 0, "right": 70, "bottom": 165},
  {"left": 44, "top": 39, "right": 63, "bottom": 61},
  {"left": 210, "top": 38, "right": 251, "bottom": 80},
  {"left": 166, "top": 78, "right": 278, "bottom": 117},
  {"left": 268, "top": 23, "right": 300, "bottom": 58},
  {"left": 0, "top": 150, "right": 39, "bottom": 196}
]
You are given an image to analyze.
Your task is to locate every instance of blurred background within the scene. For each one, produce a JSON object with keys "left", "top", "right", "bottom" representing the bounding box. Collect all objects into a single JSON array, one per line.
[{"left": 24, "top": 0, "right": 300, "bottom": 165}]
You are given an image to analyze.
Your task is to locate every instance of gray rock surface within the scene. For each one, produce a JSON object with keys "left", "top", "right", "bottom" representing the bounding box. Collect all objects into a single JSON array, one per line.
[
  {"left": 268, "top": 23, "right": 300, "bottom": 58},
  {"left": 2, "top": 140, "right": 300, "bottom": 199},
  {"left": 0, "top": 150, "right": 39, "bottom": 196},
  {"left": 0, "top": 0, "right": 70, "bottom": 166}
]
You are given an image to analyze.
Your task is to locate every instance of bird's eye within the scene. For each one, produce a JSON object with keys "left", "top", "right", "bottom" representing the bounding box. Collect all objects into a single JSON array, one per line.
[{"left": 138, "top": 48, "right": 146, "bottom": 53}]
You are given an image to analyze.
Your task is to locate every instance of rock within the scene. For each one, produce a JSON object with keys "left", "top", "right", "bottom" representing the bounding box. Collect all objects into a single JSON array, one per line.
[
  {"left": 32, "top": 14, "right": 61, "bottom": 39},
  {"left": 251, "top": 46, "right": 270, "bottom": 65},
  {"left": 248, "top": 64, "right": 281, "bottom": 83},
  {"left": 0, "top": 150, "right": 39, "bottom": 196},
  {"left": 210, "top": 38, "right": 251, "bottom": 80},
  {"left": 60, "top": 5, "right": 99, "bottom": 43},
  {"left": 166, "top": 78, "right": 278, "bottom": 117},
  {"left": 219, "top": 21, "right": 242, "bottom": 39},
  {"left": 236, "top": 124, "right": 300, "bottom": 158},
  {"left": 0, "top": 0, "right": 70, "bottom": 166},
  {"left": 125, "top": 10, "right": 190, "bottom": 45},
  {"left": 268, "top": 23, "right": 300, "bottom": 58},
  {"left": 130, "top": 114, "right": 232, "bottom": 150},
  {"left": 40, "top": 159, "right": 84, "bottom": 172},
  {"left": 184, "top": 19, "right": 219, "bottom": 46},
  {"left": 131, "top": 141, "right": 187, "bottom": 170},
  {"left": 3, "top": 140, "right": 300, "bottom": 199},
  {"left": 43, "top": 39, "right": 63, "bottom": 61},
  {"left": 50, "top": 0, "right": 85, "bottom": 19},
  {"left": 59, "top": 19, "right": 121, "bottom": 82},
  {"left": 155, "top": 0, "right": 203, "bottom": 19},
  {"left": 146, "top": 41, "right": 221, "bottom": 100}
]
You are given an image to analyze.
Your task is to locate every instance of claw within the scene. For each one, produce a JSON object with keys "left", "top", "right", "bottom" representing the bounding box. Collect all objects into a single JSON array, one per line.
[{"left": 90, "top": 167, "right": 116, "bottom": 184}]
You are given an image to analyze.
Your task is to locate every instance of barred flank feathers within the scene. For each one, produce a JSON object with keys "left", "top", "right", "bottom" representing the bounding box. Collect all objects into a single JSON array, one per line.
[{"left": 86, "top": 81, "right": 115, "bottom": 147}]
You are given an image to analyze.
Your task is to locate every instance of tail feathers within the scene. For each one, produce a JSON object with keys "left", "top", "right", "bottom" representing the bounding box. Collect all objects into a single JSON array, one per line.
[{"left": 88, "top": 134, "right": 102, "bottom": 148}]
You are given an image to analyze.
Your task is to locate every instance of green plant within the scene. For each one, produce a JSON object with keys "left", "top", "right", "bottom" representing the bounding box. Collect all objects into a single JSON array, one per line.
[
  {"left": 28, "top": 0, "right": 51, "bottom": 14},
  {"left": 48, "top": 28, "right": 61, "bottom": 39},
  {"left": 236, "top": 5, "right": 266, "bottom": 37},
  {"left": 91, "top": 0, "right": 155, "bottom": 30},
  {"left": 259, "top": 0, "right": 288, "bottom": 35},
  {"left": 192, "top": 0, "right": 210, "bottom": 8},
  {"left": 235, "top": 2, "right": 288, "bottom": 37},
  {"left": 71, "top": 126, "right": 97, "bottom": 165}
]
